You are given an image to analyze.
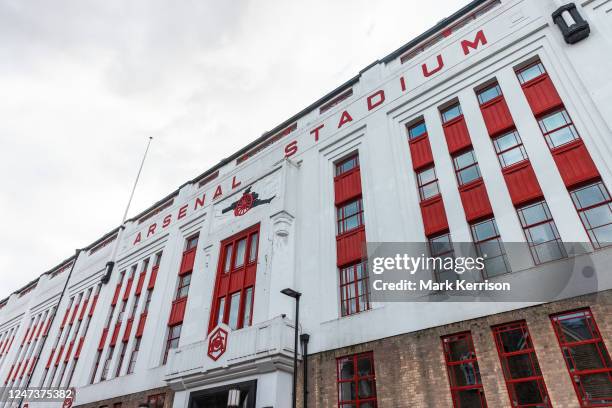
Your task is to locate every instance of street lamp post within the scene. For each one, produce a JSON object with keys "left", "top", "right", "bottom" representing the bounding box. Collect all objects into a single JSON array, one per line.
[{"left": 281, "top": 288, "right": 302, "bottom": 408}]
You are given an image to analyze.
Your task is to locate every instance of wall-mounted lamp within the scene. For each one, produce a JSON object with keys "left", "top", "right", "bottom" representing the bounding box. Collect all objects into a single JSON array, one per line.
[{"left": 552, "top": 3, "right": 590, "bottom": 44}]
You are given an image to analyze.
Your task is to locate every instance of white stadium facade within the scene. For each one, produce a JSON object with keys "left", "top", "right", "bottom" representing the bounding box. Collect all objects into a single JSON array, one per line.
[{"left": 2, "top": 0, "right": 612, "bottom": 406}]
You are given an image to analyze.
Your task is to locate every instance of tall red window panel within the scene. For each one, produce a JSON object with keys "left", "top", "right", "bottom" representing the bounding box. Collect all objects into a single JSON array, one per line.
[
  {"left": 516, "top": 61, "right": 563, "bottom": 116},
  {"left": 552, "top": 140, "right": 600, "bottom": 189},
  {"left": 209, "top": 224, "right": 259, "bottom": 333},
  {"left": 442, "top": 332, "right": 488, "bottom": 408},
  {"left": 570, "top": 181, "right": 612, "bottom": 249},
  {"left": 452, "top": 149, "right": 493, "bottom": 222},
  {"left": 477, "top": 82, "right": 514, "bottom": 137},
  {"left": 337, "top": 352, "right": 377, "bottom": 407},
  {"left": 492, "top": 321, "right": 552, "bottom": 408},
  {"left": 339, "top": 260, "right": 370, "bottom": 317},
  {"left": 550, "top": 309, "right": 612, "bottom": 407},
  {"left": 179, "top": 234, "right": 199, "bottom": 275},
  {"left": 408, "top": 120, "right": 434, "bottom": 170},
  {"left": 501, "top": 161, "right": 543, "bottom": 207},
  {"left": 335, "top": 154, "right": 362, "bottom": 205},
  {"left": 517, "top": 200, "right": 567, "bottom": 264},
  {"left": 441, "top": 103, "right": 472, "bottom": 154}
]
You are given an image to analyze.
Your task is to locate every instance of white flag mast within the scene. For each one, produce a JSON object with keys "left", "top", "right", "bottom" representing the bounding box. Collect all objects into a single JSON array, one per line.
[{"left": 101, "top": 136, "right": 153, "bottom": 284}]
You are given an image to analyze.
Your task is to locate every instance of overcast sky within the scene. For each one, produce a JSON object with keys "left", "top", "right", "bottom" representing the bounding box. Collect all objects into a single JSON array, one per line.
[{"left": 0, "top": 0, "right": 467, "bottom": 299}]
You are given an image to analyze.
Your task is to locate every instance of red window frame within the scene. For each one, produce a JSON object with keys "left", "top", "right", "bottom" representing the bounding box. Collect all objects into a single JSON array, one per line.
[
  {"left": 470, "top": 218, "right": 510, "bottom": 278},
  {"left": 185, "top": 234, "right": 199, "bottom": 251},
  {"left": 408, "top": 120, "right": 428, "bottom": 140},
  {"left": 442, "top": 332, "right": 488, "bottom": 408},
  {"left": 417, "top": 167, "right": 440, "bottom": 202},
  {"left": 335, "top": 154, "right": 359, "bottom": 177},
  {"left": 147, "top": 393, "right": 166, "bottom": 408},
  {"left": 210, "top": 224, "right": 259, "bottom": 332},
  {"left": 550, "top": 308, "right": 612, "bottom": 407},
  {"left": 339, "top": 260, "right": 371, "bottom": 317},
  {"left": 162, "top": 324, "right": 181, "bottom": 365},
  {"left": 175, "top": 274, "right": 191, "bottom": 300},
  {"left": 476, "top": 82, "right": 502, "bottom": 105},
  {"left": 337, "top": 198, "right": 365, "bottom": 235},
  {"left": 336, "top": 351, "right": 377, "bottom": 407},
  {"left": 492, "top": 130, "right": 529, "bottom": 168},
  {"left": 453, "top": 149, "right": 482, "bottom": 186},
  {"left": 537, "top": 108, "right": 581, "bottom": 150},
  {"left": 570, "top": 181, "right": 612, "bottom": 249},
  {"left": 516, "top": 200, "right": 567, "bottom": 264},
  {"left": 428, "top": 232, "right": 456, "bottom": 283},
  {"left": 516, "top": 61, "right": 546, "bottom": 85},
  {"left": 492, "top": 321, "right": 552, "bottom": 408}
]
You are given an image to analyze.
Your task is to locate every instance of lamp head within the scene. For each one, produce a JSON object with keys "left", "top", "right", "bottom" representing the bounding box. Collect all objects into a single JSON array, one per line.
[{"left": 281, "top": 288, "right": 302, "bottom": 299}]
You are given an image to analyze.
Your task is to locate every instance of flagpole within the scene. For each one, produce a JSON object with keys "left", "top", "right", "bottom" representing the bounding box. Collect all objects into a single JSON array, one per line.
[{"left": 101, "top": 136, "right": 153, "bottom": 284}]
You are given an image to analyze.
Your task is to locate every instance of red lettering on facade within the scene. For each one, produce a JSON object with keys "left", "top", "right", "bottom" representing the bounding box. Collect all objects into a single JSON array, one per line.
[
  {"left": 177, "top": 204, "right": 188, "bottom": 220},
  {"left": 147, "top": 223, "right": 157, "bottom": 237},
  {"left": 400, "top": 76, "right": 407, "bottom": 92},
  {"left": 162, "top": 214, "right": 172, "bottom": 228},
  {"left": 194, "top": 193, "right": 206, "bottom": 210},
  {"left": 422, "top": 55, "right": 444, "bottom": 78},
  {"left": 213, "top": 185, "right": 223, "bottom": 200},
  {"left": 338, "top": 111, "right": 353, "bottom": 128},
  {"left": 461, "top": 30, "right": 487, "bottom": 55},
  {"left": 311, "top": 124, "right": 325, "bottom": 142},
  {"left": 232, "top": 176, "right": 241, "bottom": 189},
  {"left": 367, "top": 90, "right": 385, "bottom": 111},
  {"left": 133, "top": 232, "right": 142, "bottom": 245},
  {"left": 284, "top": 140, "right": 298, "bottom": 157}
]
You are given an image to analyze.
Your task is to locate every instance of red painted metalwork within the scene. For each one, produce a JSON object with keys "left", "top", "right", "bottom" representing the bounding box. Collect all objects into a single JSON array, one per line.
[
  {"left": 502, "top": 161, "right": 543, "bottom": 206},
  {"left": 421, "top": 196, "right": 449, "bottom": 237},
  {"left": 109, "top": 323, "right": 121, "bottom": 347},
  {"left": 123, "top": 318, "right": 134, "bottom": 342},
  {"left": 521, "top": 73, "right": 563, "bottom": 116},
  {"left": 336, "top": 352, "right": 377, "bottom": 407},
  {"left": 492, "top": 321, "right": 552, "bottom": 408},
  {"left": 443, "top": 116, "right": 472, "bottom": 154},
  {"left": 550, "top": 308, "right": 612, "bottom": 407},
  {"left": 179, "top": 248, "right": 197, "bottom": 276},
  {"left": 459, "top": 180, "right": 493, "bottom": 222},
  {"left": 122, "top": 277, "right": 134, "bottom": 301},
  {"left": 111, "top": 283, "right": 121, "bottom": 306},
  {"left": 552, "top": 140, "right": 600, "bottom": 188},
  {"left": 336, "top": 226, "right": 367, "bottom": 267},
  {"left": 334, "top": 167, "right": 362, "bottom": 205},
  {"left": 409, "top": 134, "right": 434, "bottom": 170},
  {"left": 148, "top": 266, "right": 158, "bottom": 289},
  {"left": 480, "top": 95, "right": 514, "bottom": 137},
  {"left": 135, "top": 271, "right": 146, "bottom": 295},
  {"left": 135, "top": 313, "right": 147, "bottom": 338},
  {"left": 168, "top": 297, "right": 187, "bottom": 326}
]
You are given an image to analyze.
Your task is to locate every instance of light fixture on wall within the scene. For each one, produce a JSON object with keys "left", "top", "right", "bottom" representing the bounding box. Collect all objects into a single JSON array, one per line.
[
  {"left": 552, "top": 2, "right": 590, "bottom": 44},
  {"left": 227, "top": 388, "right": 241, "bottom": 408}
]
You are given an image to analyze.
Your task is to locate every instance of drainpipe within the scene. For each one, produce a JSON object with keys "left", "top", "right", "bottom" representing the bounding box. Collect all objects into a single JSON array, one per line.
[
  {"left": 18, "top": 249, "right": 81, "bottom": 408},
  {"left": 299, "top": 333, "right": 310, "bottom": 408}
]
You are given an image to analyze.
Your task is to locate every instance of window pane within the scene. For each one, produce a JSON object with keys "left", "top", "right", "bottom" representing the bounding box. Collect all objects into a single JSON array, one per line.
[
  {"left": 547, "top": 126, "right": 579, "bottom": 148},
  {"left": 418, "top": 168, "right": 436, "bottom": 185},
  {"left": 234, "top": 238, "right": 246, "bottom": 268},
  {"left": 420, "top": 182, "right": 440, "bottom": 200},
  {"left": 242, "top": 287, "right": 253, "bottom": 327},
  {"left": 494, "top": 131, "right": 521, "bottom": 152},
  {"left": 539, "top": 110, "right": 570, "bottom": 133},
  {"left": 499, "top": 146, "right": 527, "bottom": 167},
  {"left": 223, "top": 244, "right": 232, "bottom": 273},
  {"left": 518, "top": 202, "right": 550, "bottom": 227},
  {"left": 517, "top": 62, "right": 545, "bottom": 84},
  {"left": 408, "top": 121, "right": 427, "bottom": 139},
  {"left": 571, "top": 183, "right": 609, "bottom": 209},
  {"left": 454, "top": 150, "right": 477, "bottom": 170},
  {"left": 248, "top": 233, "right": 259, "bottom": 262},
  {"left": 338, "top": 358, "right": 354, "bottom": 380},
  {"left": 228, "top": 292, "right": 240, "bottom": 330},
  {"left": 216, "top": 297, "right": 225, "bottom": 326},
  {"left": 477, "top": 84, "right": 502, "bottom": 104},
  {"left": 458, "top": 166, "right": 481, "bottom": 185},
  {"left": 472, "top": 219, "right": 497, "bottom": 241},
  {"left": 511, "top": 380, "right": 547, "bottom": 405},
  {"left": 442, "top": 104, "right": 462, "bottom": 123}
]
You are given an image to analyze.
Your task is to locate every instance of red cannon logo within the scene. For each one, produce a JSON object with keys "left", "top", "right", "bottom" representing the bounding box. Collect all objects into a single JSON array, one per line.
[
  {"left": 222, "top": 187, "right": 275, "bottom": 217},
  {"left": 207, "top": 326, "right": 229, "bottom": 361}
]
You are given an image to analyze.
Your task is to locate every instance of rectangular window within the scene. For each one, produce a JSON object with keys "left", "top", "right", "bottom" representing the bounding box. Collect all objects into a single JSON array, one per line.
[
  {"left": 492, "top": 321, "right": 552, "bottom": 408},
  {"left": 90, "top": 351, "right": 101, "bottom": 384},
  {"left": 337, "top": 352, "right": 377, "bottom": 407},
  {"left": 143, "top": 290, "right": 152, "bottom": 313},
  {"left": 234, "top": 238, "right": 247, "bottom": 269},
  {"left": 442, "top": 332, "right": 488, "bottom": 408},
  {"left": 516, "top": 61, "right": 546, "bottom": 84},
  {"left": 223, "top": 243, "right": 233, "bottom": 273},
  {"left": 127, "top": 338, "right": 140, "bottom": 374},
  {"left": 248, "top": 233, "right": 259, "bottom": 263},
  {"left": 216, "top": 297, "right": 225, "bottom": 327},
  {"left": 517, "top": 201, "right": 567, "bottom": 264},
  {"left": 339, "top": 260, "right": 371, "bottom": 317},
  {"left": 336, "top": 154, "right": 359, "bottom": 176},
  {"left": 100, "top": 346, "right": 114, "bottom": 381},
  {"left": 163, "top": 324, "right": 181, "bottom": 364},
  {"left": 570, "top": 181, "right": 612, "bottom": 248},
  {"left": 453, "top": 150, "right": 481, "bottom": 186},
  {"left": 477, "top": 83, "right": 502, "bottom": 105},
  {"left": 186, "top": 234, "right": 199, "bottom": 251},
  {"left": 175, "top": 274, "right": 191, "bottom": 299},
  {"left": 537, "top": 109, "right": 580, "bottom": 149},
  {"left": 337, "top": 198, "right": 365, "bottom": 235},
  {"left": 429, "top": 233, "right": 456, "bottom": 283},
  {"left": 441, "top": 103, "right": 463, "bottom": 123},
  {"left": 550, "top": 309, "right": 612, "bottom": 406},
  {"left": 417, "top": 167, "right": 440, "bottom": 201},
  {"left": 242, "top": 287, "right": 253, "bottom": 327},
  {"left": 115, "top": 341, "right": 127, "bottom": 377},
  {"left": 147, "top": 394, "right": 166, "bottom": 408},
  {"left": 493, "top": 130, "right": 528, "bottom": 168},
  {"left": 408, "top": 120, "right": 427, "bottom": 140},
  {"left": 228, "top": 292, "right": 241, "bottom": 330},
  {"left": 470, "top": 218, "right": 510, "bottom": 277}
]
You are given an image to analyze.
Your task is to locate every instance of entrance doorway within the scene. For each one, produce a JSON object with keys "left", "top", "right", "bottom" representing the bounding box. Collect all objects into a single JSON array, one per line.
[{"left": 188, "top": 380, "right": 257, "bottom": 408}]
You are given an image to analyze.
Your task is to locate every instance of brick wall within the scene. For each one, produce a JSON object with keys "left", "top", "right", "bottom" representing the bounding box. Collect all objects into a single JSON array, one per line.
[
  {"left": 75, "top": 386, "right": 173, "bottom": 408},
  {"left": 299, "top": 290, "right": 612, "bottom": 408}
]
